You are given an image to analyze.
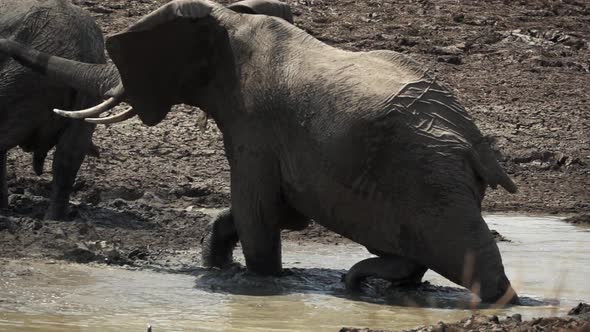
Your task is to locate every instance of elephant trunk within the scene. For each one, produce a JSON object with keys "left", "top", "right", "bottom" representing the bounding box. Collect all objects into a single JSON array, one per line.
[
  {"left": 467, "top": 240, "right": 518, "bottom": 305},
  {"left": 0, "top": 38, "right": 134, "bottom": 122},
  {"left": 420, "top": 213, "right": 519, "bottom": 305},
  {"left": 0, "top": 38, "right": 121, "bottom": 98}
]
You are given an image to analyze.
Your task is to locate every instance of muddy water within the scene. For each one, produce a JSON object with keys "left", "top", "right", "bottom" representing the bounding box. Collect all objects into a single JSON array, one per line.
[{"left": 0, "top": 215, "right": 588, "bottom": 332}]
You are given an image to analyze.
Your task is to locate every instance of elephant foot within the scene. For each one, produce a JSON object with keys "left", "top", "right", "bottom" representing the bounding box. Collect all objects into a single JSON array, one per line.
[
  {"left": 44, "top": 204, "right": 67, "bottom": 221},
  {"left": 200, "top": 208, "right": 239, "bottom": 268},
  {"left": 344, "top": 256, "right": 427, "bottom": 292},
  {"left": 44, "top": 194, "right": 68, "bottom": 220}
]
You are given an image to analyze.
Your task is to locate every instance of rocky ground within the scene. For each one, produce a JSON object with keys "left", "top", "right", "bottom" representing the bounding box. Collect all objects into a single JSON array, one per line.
[
  {"left": 0, "top": 0, "right": 589, "bottom": 331},
  {"left": 341, "top": 303, "right": 590, "bottom": 332}
]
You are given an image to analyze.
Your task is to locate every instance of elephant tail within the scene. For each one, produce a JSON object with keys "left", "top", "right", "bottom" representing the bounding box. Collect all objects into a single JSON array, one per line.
[{"left": 468, "top": 140, "right": 517, "bottom": 194}]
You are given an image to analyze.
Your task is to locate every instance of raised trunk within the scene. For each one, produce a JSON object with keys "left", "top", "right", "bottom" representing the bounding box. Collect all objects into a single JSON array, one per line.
[{"left": 0, "top": 39, "right": 121, "bottom": 98}]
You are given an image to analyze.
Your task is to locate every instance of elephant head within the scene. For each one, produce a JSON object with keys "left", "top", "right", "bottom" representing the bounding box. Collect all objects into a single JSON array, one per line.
[{"left": 0, "top": 0, "right": 294, "bottom": 125}]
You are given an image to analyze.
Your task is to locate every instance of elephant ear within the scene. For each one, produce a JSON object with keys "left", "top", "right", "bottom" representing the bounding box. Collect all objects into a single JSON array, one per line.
[
  {"left": 105, "top": 0, "right": 226, "bottom": 126},
  {"left": 228, "top": 0, "right": 294, "bottom": 23}
]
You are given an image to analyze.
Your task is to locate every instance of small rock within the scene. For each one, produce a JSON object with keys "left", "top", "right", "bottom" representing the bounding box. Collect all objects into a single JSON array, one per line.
[
  {"left": 110, "top": 198, "right": 128, "bottom": 209},
  {"left": 104, "top": 249, "right": 120, "bottom": 260},
  {"left": 568, "top": 302, "right": 590, "bottom": 316},
  {"left": 32, "top": 220, "right": 43, "bottom": 231},
  {"left": 435, "top": 322, "right": 446, "bottom": 332},
  {"left": 511, "top": 314, "right": 522, "bottom": 322},
  {"left": 177, "top": 184, "right": 211, "bottom": 198},
  {"left": 564, "top": 214, "right": 590, "bottom": 225},
  {"left": 53, "top": 227, "right": 68, "bottom": 239},
  {"left": 557, "top": 153, "right": 569, "bottom": 166},
  {"left": 437, "top": 55, "right": 462, "bottom": 65},
  {"left": 78, "top": 223, "right": 99, "bottom": 240},
  {"left": 463, "top": 319, "right": 472, "bottom": 328},
  {"left": 128, "top": 249, "right": 148, "bottom": 260},
  {"left": 63, "top": 248, "right": 96, "bottom": 263},
  {"left": 453, "top": 13, "right": 465, "bottom": 23},
  {"left": 491, "top": 229, "right": 510, "bottom": 242}
]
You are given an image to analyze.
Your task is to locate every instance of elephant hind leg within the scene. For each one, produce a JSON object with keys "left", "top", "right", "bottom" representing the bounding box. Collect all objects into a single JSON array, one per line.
[
  {"left": 201, "top": 208, "right": 239, "bottom": 268},
  {"left": 345, "top": 255, "right": 427, "bottom": 292},
  {"left": 0, "top": 150, "right": 7, "bottom": 209}
]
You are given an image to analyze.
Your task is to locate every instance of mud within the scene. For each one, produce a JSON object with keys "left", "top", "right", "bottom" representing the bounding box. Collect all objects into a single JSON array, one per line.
[
  {"left": 341, "top": 303, "right": 590, "bottom": 332},
  {"left": 0, "top": 0, "right": 589, "bottom": 330},
  {"left": 564, "top": 213, "right": 590, "bottom": 225}
]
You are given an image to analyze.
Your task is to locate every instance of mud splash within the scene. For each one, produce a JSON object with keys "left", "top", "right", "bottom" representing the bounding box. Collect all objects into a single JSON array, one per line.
[{"left": 0, "top": 215, "right": 588, "bottom": 331}]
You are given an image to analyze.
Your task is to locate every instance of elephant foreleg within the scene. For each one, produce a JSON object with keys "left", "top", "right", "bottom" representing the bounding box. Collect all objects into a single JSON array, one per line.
[
  {"left": 201, "top": 208, "right": 239, "bottom": 268},
  {"left": 229, "top": 148, "right": 285, "bottom": 275},
  {"left": 0, "top": 150, "right": 7, "bottom": 209},
  {"left": 345, "top": 255, "right": 427, "bottom": 292},
  {"left": 46, "top": 120, "right": 95, "bottom": 220},
  {"left": 201, "top": 204, "right": 310, "bottom": 268}
]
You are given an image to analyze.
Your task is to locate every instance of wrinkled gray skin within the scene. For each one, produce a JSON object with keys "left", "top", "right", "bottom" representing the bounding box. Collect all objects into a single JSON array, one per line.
[
  {"left": 227, "top": 0, "right": 293, "bottom": 23},
  {"left": 0, "top": 0, "right": 520, "bottom": 304},
  {"left": 0, "top": 0, "right": 104, "bottom": 219}
]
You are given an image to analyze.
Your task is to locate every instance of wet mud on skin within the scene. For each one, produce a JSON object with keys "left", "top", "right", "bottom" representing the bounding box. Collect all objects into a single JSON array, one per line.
[{"left": 0, "top": 0, "right": 589, "bottom": 331}]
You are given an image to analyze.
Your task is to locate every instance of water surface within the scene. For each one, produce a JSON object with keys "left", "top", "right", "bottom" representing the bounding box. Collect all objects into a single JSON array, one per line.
[{"left": 0, "top": 215, "right": 588, "bottom": 331}]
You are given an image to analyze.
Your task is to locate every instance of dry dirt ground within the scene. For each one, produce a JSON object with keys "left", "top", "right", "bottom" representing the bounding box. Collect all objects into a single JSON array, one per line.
[{"left": 1, "top": 0, "right": 589, "bottom": 330}]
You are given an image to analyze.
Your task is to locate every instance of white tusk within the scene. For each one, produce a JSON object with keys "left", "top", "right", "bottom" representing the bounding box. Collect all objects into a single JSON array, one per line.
[
  {"left": 84, "top": 107, "right": 137, "bottom": 124},
  {"left": 53, "top": 95, "right": 123, "bottom": 119}
]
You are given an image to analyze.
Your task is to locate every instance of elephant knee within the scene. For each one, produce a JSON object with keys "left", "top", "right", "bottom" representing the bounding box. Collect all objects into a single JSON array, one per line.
[{"left": 344, "top": 256, "right": 426, "bottom": 292}]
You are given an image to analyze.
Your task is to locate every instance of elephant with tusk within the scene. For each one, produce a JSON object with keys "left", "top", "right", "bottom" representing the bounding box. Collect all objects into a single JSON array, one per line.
[
  {"left": 0, "top": 0, "right": 107, "bottom": 220},
  {"left": 0, "top": 0, "right": 519, "bottom": 304}
]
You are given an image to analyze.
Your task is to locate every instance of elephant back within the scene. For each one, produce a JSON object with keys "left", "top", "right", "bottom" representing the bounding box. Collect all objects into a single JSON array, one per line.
[
  {"left": 386, "top": 75, "right": 517, "bottom": 194},
  {"left": 0, "top": 0, "right": 105, "bottom": 65}
]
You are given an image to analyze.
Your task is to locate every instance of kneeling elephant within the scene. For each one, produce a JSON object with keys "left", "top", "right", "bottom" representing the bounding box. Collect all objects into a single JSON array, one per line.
[{"left": 0, "top": 0, "right": 519, "bottom": 304}]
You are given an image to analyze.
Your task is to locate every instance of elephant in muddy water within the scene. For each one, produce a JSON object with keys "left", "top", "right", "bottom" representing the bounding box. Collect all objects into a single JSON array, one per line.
[
  {"left": 0, "top": 0, "right": 520, "bottom": 303},
  {"left": 0, "top": 0, "right": 104, "bottom": 220}
]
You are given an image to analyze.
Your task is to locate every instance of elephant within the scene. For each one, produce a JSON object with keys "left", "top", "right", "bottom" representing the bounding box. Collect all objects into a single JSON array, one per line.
[
  {"left": 227, "top": 0, "right": 294, "bottom": 23},
  {"left": 0, "top": 0, "right": 289, "bottom": 220},
  {"left": 0, "top": 0, "right": 520, "bottom": 304},
  {"left": 0, "top": 0, "right": 105, "bottom": 220}
]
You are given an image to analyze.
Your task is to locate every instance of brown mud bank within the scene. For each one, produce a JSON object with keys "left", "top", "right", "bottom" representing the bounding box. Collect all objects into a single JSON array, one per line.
[
  {"left": 0, "top": 190, "right": 513, "bottom": 268},
  {"left": 341, "top": 303, "right": 590, "bottom": 332}
]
